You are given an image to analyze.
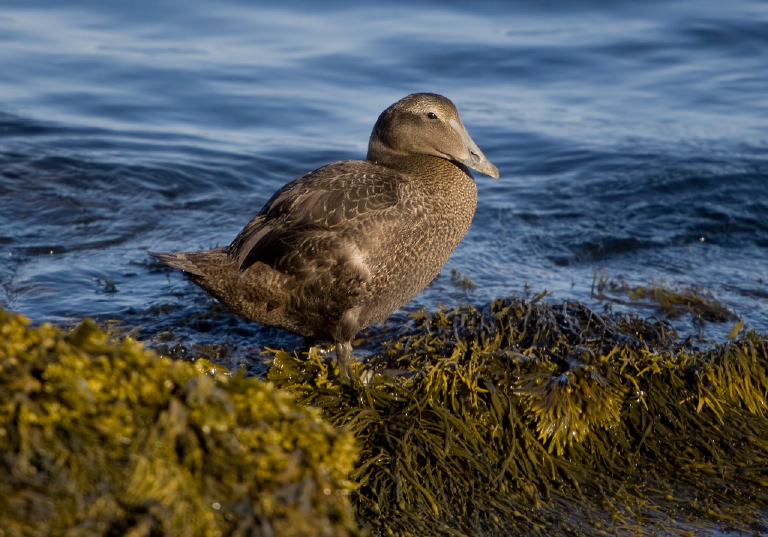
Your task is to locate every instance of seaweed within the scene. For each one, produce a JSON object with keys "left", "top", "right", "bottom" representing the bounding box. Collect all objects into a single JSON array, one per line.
[
  {"left": 269, "top": 297, "right": 768, "bottom": 536},
  {"left": 3, "top": 291, "right": 768, "bottom": 536},
  {"left": 0, "top": 308, "right": 362, "bottom": 537},
  {"left": 450, "top": 267, "right": 477, "bottom": 292},
  {"left": 592, "top": 271, "right": 736, "bottom": 323}
]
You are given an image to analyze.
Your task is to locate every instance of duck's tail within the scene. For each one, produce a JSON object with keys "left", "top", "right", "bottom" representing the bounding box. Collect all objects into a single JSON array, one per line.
[{"left": 148, "top": 251, "right": 208, "bottom": 276}]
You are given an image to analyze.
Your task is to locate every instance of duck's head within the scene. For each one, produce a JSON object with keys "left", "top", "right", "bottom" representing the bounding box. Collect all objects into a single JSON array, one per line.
[{"left": 367, "top": 92, "right": 499, "bottom": 179}]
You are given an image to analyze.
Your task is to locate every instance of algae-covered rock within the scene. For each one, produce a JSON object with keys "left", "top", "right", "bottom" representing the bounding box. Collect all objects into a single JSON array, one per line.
[
  {"left": 0, "top": 308, "right": 362, "bottom": 537},
  {"left": 269, "top": 297, "right": 768, "bottom": 536}
]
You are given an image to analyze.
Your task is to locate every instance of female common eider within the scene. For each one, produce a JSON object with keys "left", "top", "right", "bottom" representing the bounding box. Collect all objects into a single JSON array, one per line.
[{"left": 151, "top": 93, "right": 499, "bottom": 377}]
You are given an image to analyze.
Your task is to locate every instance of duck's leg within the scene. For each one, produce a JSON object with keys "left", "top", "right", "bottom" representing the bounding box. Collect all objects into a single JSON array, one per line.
[{"left": 335, "top": 340, "right": 354, "bottom": 378}]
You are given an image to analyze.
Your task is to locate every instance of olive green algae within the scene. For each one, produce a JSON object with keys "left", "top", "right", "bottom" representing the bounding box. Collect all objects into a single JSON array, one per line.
[
  {"left": 3, "top": 295, "right": 768, "bottom": 536},
  {"left": 0, "top": 309, "right": 361, "bottom": 537},
  {"left": 269, "top": 297, "right": 768, "bottom": 536},
  {"left": 592, "top": 271, "right": 736, "bottom": 324}
]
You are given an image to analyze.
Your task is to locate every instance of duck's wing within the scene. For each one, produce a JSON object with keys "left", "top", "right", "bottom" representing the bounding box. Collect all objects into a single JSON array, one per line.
[{"left": 229, "top": 160, "right": 404, "bottom": 272}]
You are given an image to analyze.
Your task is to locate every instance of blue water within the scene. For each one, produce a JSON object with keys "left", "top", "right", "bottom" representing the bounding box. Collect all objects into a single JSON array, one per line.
[
  {"left": 1, "top": 0, "right": 767, "bottom": 360},
  {"left": 1, "top": 2, "right": 768, "bottom": 535}
]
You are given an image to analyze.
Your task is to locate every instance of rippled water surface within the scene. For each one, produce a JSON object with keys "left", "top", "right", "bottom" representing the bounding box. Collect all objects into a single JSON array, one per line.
[{"left": 1, "top": 0, "right": 767, "bottom": 361}]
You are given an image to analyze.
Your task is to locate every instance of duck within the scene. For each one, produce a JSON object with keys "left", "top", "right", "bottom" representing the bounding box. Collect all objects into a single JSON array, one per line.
[{"left": 150, "top": 93, "right": 499, "bottom": 377}]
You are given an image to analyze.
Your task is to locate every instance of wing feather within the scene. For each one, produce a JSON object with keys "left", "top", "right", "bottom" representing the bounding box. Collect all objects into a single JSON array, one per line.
[{"left": 229, "top": 160, "right": 404, "bottom": 272}]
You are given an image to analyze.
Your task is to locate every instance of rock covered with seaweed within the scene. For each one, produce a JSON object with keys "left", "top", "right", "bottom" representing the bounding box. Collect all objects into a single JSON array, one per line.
[
  {"left": 2, "top": 294, "right": 768, "bottom": 536},
  {"left": 269, "top": 295, "right": 768, "bottom": 536},
  {"left": 0, "top": 308, "right": 361, "bottom": 537}
]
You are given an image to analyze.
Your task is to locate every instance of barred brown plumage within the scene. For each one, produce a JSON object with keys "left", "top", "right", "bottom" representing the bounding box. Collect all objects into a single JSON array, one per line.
[{"left": 150, "top": 93, "right": 498, "bottom": 377}]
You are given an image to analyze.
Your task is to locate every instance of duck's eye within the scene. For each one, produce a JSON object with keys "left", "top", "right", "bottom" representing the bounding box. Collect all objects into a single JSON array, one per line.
[{"left": 426, "top": 112, "right": 438, "bottom": 120}]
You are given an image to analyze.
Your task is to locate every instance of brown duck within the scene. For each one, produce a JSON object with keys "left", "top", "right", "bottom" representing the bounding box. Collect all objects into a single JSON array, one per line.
[{"left": 151, "top": 93, "right": 499, "bottom": 377}]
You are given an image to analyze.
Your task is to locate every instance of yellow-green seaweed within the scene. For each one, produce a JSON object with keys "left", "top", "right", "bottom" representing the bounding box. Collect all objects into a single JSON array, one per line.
[
  {"left": 4, "top": 292, "right": 768, "bottom": 537},
  {"left": 269, "top": 297, "right": 768, "bottom": 536},
  {"left": 0, "top": 308, "right": 362, "bottom": 537},
  {"left": 591, "top": 270, "right": 735, "bottom": 322}
]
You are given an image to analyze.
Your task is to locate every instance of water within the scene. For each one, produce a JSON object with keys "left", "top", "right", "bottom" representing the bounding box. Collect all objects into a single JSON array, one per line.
[
  {"left": 1, "top": 2, "right": 768, "bottom": 535},
  {"left": 1, "top": 0, "right": 767, "bottom": 360}
]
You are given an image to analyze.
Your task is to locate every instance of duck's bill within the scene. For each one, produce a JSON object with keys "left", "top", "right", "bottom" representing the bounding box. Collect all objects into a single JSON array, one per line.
[{"left": 450, "top": 119, "right": 500, "bottom": 178}]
